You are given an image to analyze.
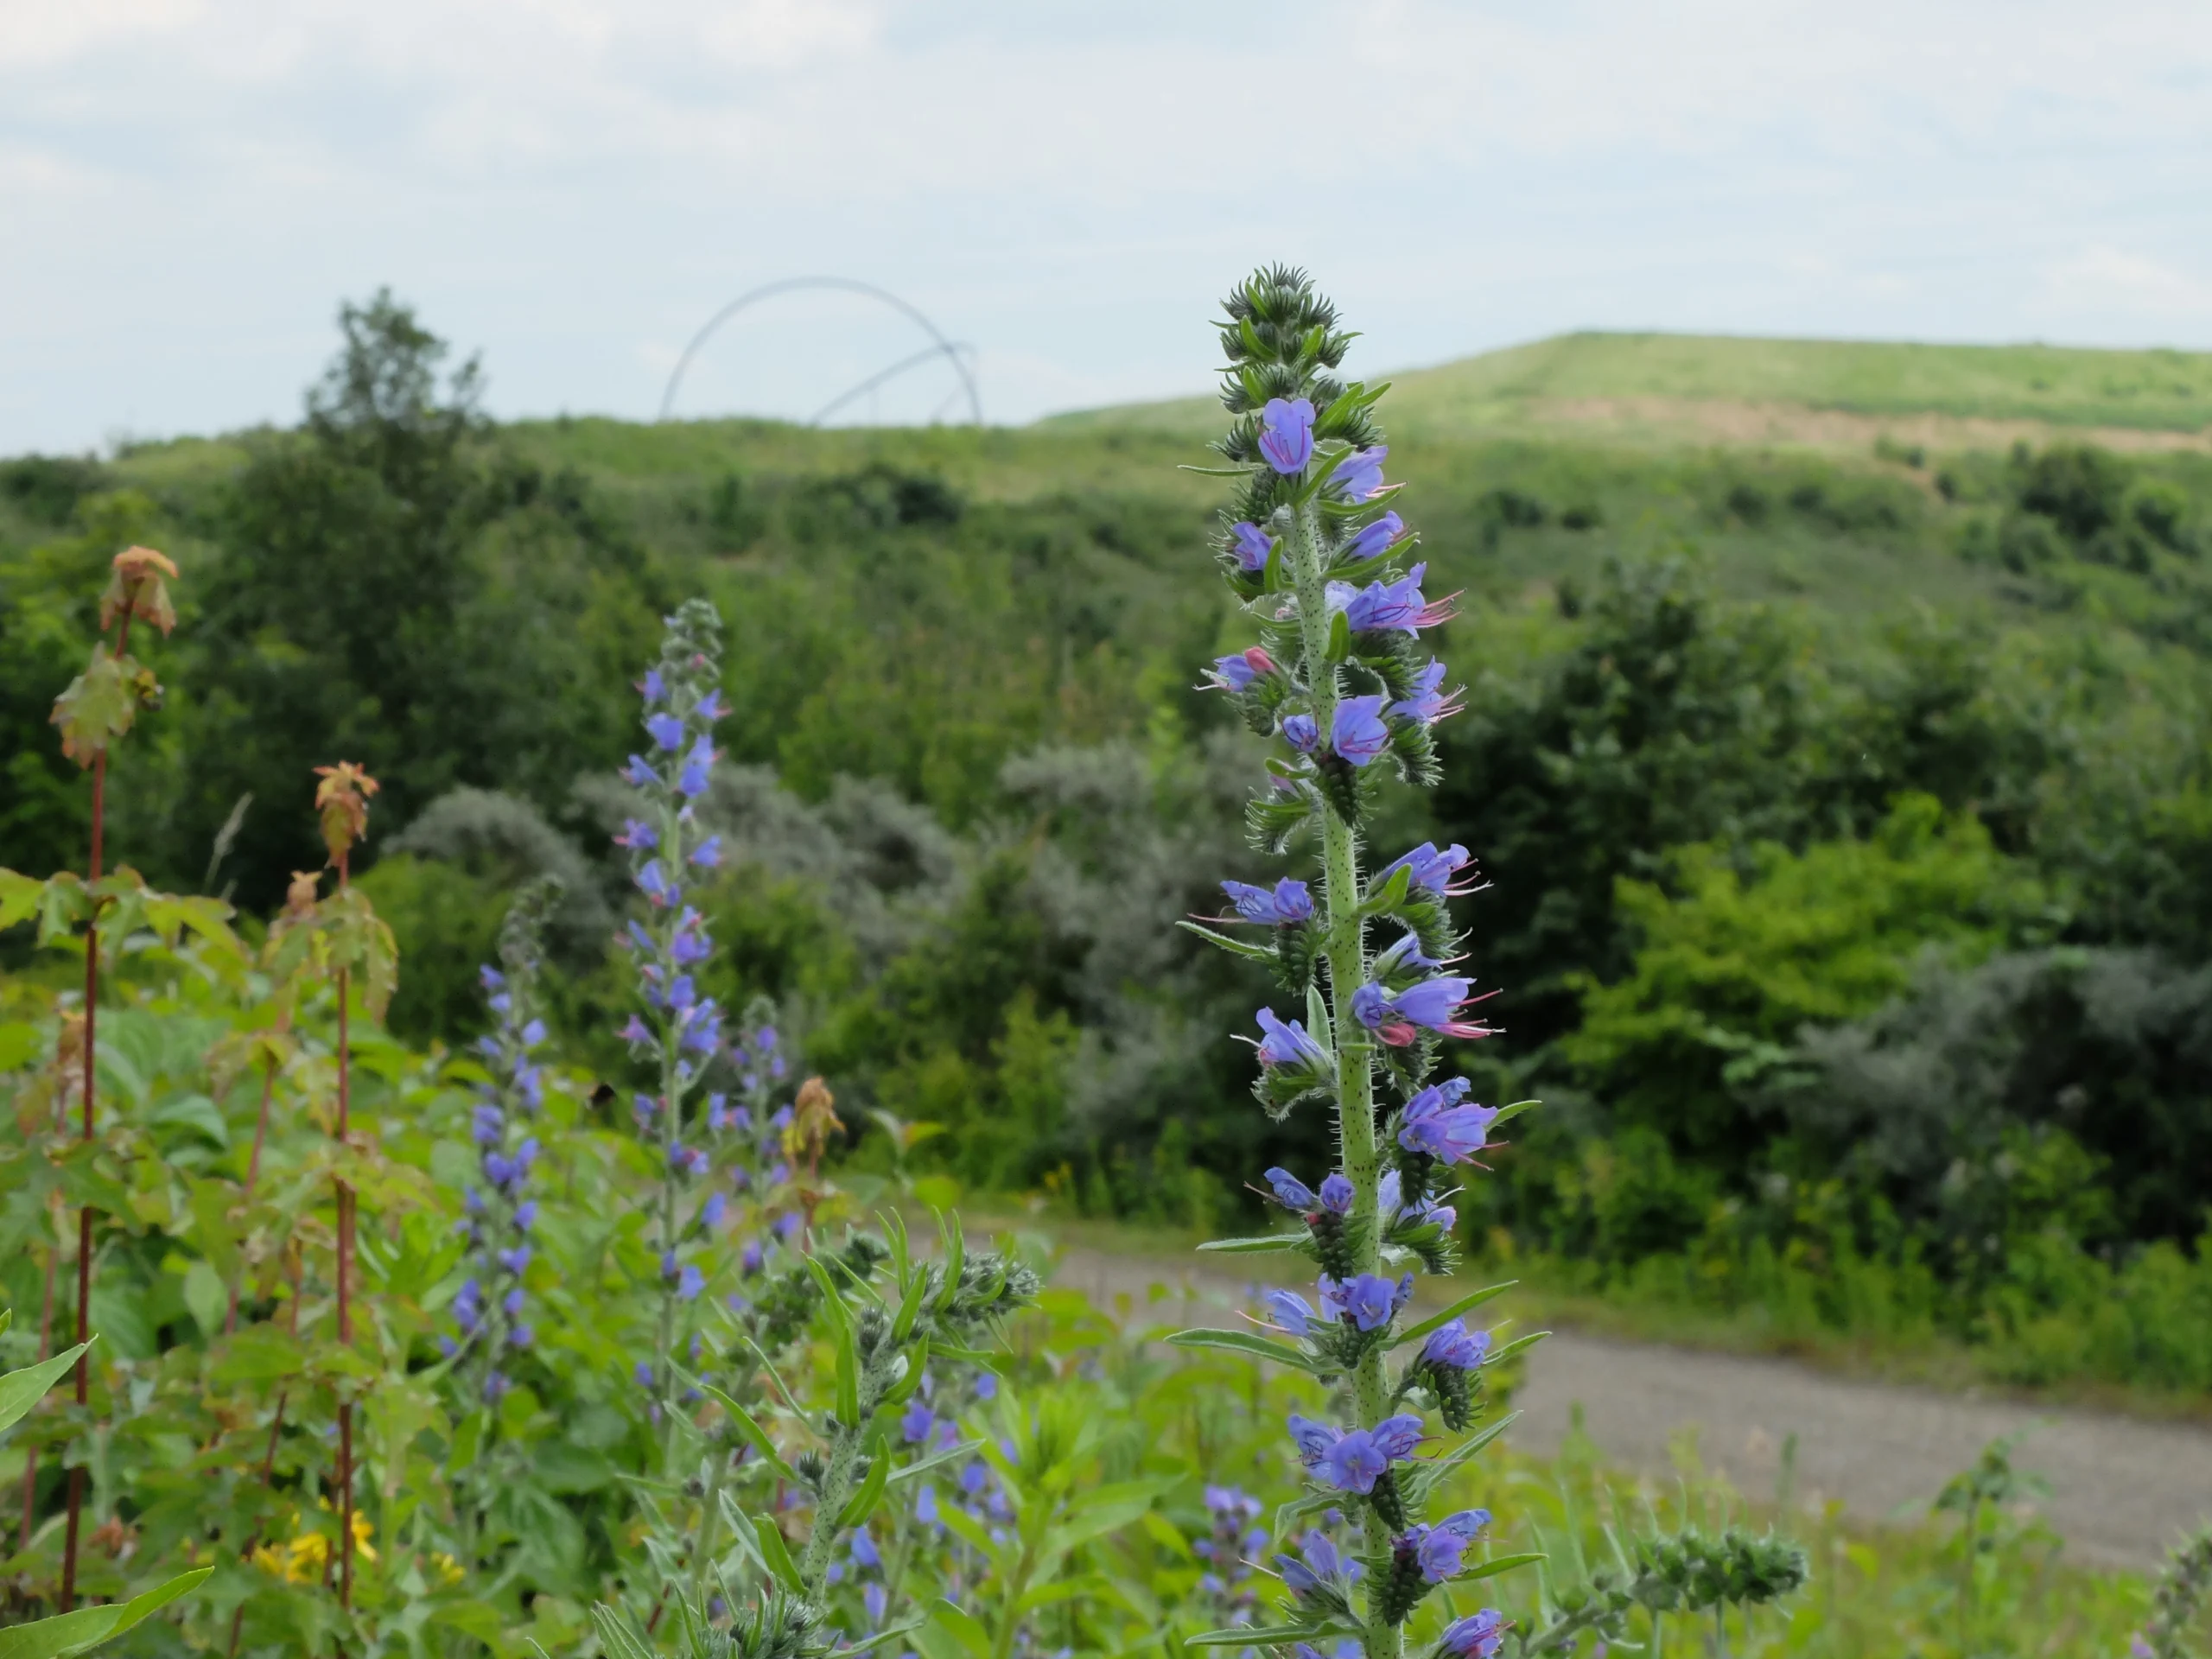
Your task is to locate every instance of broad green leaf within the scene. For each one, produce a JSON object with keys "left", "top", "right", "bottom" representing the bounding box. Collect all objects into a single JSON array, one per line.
[
  {"left": 1166, "top": 1329, "right": 1317, "bottom": 1372},
  {"left": 50, "top": 646, "right": 154, "bottom": 768},
  {"left": 212, "top": 1325, "right": 306, "bottom": 1383},
  {"left": 35, "top": 875, "right": 92, "bottom": 946},
  {"left": 925, "top": 1599, "right": 991, "bottom": 1659},
  {"left": 0, "top": 1565, "right": 209, "bottom": 1659},
  {"left": 0, "top": 1341, "right": 92, "bottom": 1436},
  {"left": 1393, "top": 1281, "right": 1517, "bottom": 1349},
  {"left": 0, "top": 871, "right": 44, "bottom": 933},
  {"left": 181, "top": 1261, "right": 226, "bottom": 1338}
]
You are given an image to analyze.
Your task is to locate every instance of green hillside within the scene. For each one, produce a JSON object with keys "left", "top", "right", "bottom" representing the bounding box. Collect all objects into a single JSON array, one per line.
[
  {"left": 1052, "top": 330, "right": 2212, "bottom": 447},
  {"left": 11, "top": 298, "right": 2212, "bottom": 1397}
]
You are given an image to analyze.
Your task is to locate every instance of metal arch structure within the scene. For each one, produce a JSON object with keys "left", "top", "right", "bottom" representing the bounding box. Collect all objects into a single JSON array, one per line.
[{"left": 657, "top": 276, "right": 982, "bottom": 426}]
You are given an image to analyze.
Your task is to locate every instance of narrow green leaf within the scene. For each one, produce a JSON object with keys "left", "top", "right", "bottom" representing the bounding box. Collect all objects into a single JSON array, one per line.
[
  {"left": 753, "top": 1515, "right": 805, "bottom": 1592},
  {"left": 1195, "top": 1233, "right": 1311, "bottom": 1255},
  {"left": 1392, "top": 1281, "right": 1517, "bottom": 1350},
  {"left": 0, "top": 1340, "right": 92, "bottom": 1437},
  {"left": 889, "top": 1437, "right": 983, "bottom": 1484},
  {"left": 697, "top": 1382, "right": 798, "bottom": 1482},
  {"left": 1406, "top": 1410, "right": 1521, "bottom": 1501},
  {"left": 892, "top": 1255, "right": 931, "bottom": 1344},
  {"left": 1488, "top": 1098, "right": 1540, "bottom": 1131},
  {"left": 1305, "top": 982, "right": 1332, "bottom": 1053},
  {"left": 1485, "top": 1331, "right": 1550, "bottom": 1368},
  {"left": 837, "top": 1450, "right": 893, "bottom": 1529},
  {"left": 839, "top": 1613, "right": 928, "bottom": 1657},
  {"left": 587, "top": 1605, "right": 659, "bottom": 1659},
  {"left": 1176, "top": 919, "right": 1276, "bottom": 963},
  {"left": 1185, "top": 1626, "right": 1335, "bottom": 1649},
  {"left": 1165, "top": 1329, "right": 1316, "bottom": 1372},
  {"left": 1459, "top": 1550, "right": 1547, "bottom": 1583},
  {"left": 0, "top": 1565, "right": 209, "bottom": 1659},
  {"left": 933, "top": 1208, "right": 965, "bottom": 1314},
  {"left": 1325, "top": 607, "right": 1352, "bottom": 664},
  {"left": 881, "top": 1340, "right": 931, "bottom": 1408}
]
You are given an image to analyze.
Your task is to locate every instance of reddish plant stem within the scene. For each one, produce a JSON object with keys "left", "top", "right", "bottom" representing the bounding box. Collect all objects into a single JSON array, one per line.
[
  {"left": 227, "top": 1256, "right": 302, "bottom": 1659},
  {"left": 334, "top": 848, "right": 354, "bottom": 1615},
  {"left": 20, "top": 1219, "right": 58, "bottom": 1551},
  {"left": 60, "top": 611, "right": 130, "bottom": 1612},
  {"left": 225, "top": 1056, "right": 281, "bottom": 1336},
  {"left": 20, "top": 1066, "right": 68, "bottom": 1552}
]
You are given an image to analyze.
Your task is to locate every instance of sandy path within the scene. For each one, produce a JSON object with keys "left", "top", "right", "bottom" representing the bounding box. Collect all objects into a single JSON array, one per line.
[{"left": 1052, "top": 1247, "right": 2212, "bottom": 1569}]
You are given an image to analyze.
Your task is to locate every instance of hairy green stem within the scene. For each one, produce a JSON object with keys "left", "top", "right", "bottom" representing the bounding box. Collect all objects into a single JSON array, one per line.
[{"left": 1289, "top": 500, "right": 1399, "bottom": 1659}]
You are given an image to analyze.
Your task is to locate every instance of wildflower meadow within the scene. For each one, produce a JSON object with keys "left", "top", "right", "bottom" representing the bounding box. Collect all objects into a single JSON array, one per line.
[{"left": 0, "top": 272, "right": 2201, "bottom": 1659}]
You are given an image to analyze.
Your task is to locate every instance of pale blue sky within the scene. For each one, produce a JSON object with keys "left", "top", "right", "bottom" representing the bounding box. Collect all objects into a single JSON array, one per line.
[{"left": 3, "top": 1, "right": 2209, "bottom": 453}]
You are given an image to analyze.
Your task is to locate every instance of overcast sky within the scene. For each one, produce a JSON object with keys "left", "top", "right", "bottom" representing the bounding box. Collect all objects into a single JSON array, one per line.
[{"left": 3, "top": 1, "right": 2209, "bottom": 454}]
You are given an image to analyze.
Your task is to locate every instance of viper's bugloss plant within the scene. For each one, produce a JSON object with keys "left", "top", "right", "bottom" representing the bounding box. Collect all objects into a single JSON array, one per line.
[
  {"left": 1173, "top": 270, "right": 1808, "bottom": 1659},
  {"left": 615, "top": 598, "right": 734, "bottom": 1428},
  {"left": 442, "top": 874, "right": 561, "bottom": 1562},
  {"left": 1170, "top": 267, "right": 1524, "bottom": 1659},
  {"left": 2134, "top": 1524, "right": 2212, "bottom": 1659}
]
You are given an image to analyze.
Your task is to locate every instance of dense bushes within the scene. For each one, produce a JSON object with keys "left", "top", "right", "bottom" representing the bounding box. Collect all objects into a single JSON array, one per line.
[{"left": 11, "top": 294, "right": 2212, "bottom": 1388}]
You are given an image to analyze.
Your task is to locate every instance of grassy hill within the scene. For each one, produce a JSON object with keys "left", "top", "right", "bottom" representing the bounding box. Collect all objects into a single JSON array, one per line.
[{"left": 1048, "top": 331, "right": 2212, "bottom": 451}]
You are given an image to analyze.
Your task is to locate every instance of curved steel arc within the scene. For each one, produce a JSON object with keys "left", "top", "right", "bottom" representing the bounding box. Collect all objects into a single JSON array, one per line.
[
  {"left": 809, "top": 341, "right": 974, "bottom": 427},
  {"left": 658, "top": 276, "right": 982, "bottom": 424}
]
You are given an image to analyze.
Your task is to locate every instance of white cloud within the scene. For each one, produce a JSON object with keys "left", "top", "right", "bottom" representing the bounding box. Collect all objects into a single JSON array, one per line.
[
  {"left": 2042, "top": 245, "right": 2212, "bottom": 321},
  {"left": 0, "top": 0, "right": 2208, "bottom": 448}
]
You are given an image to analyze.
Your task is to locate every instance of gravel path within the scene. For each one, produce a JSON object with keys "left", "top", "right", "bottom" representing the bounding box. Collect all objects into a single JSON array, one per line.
[{"left": 1053, "top": 1247, "right": 2212, "bottom": 1569}]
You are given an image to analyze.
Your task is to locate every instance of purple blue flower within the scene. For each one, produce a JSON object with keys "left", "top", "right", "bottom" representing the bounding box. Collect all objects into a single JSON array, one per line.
[
  {"left": 1222, "top": 877, "right": 1313, "bottom": 925},
  {"left": 1381, "top": 841, "right": 1474, "bottom": 897},
  {"left": 1264, "top": 1289, "right": 1318, "bottom": 1336},
  {"left": 1230, "top": 520, "right": 1274, "bottom": 572},
  {"left": 1422, "top": 1320, "right": 1491, "bottom": 1372},
  {"left": 1344, "top": 511, "right": 1406, "bottom": 562},
  {"left": 1274, "top": 1529, "right": 1363, "bottom": 1596},
  {"left": 1329, "top": 445, "right": 1389, "bottom": 502},
  {"left": 1282, "top": 713, "right": 1319, "bottom": 753},
  {"left": 1398, "top": 1079, "right": 1498, "bottom": 1163},
  {"left": 1440, "top": 1610, "right": 1506, "bottom": 1657},
  {"left": 1258, "top": 397, "right": 1316, "bottom": 474},
  {"left": 1331, "top": 695, "right": 1391, "bottom": 767},
  {"left": 1287, "top": 1413, "right": 1425, "bottom": 1493},
  {"left": 1254, "top": 1009, "right": 1327, "bottom": 1070},
  {"left": 1265, "top": 1167, "right": 1319, "bottom": 1210},
  {"left": 1391, "top": 658, "right": 1461, "bottom": 726}
]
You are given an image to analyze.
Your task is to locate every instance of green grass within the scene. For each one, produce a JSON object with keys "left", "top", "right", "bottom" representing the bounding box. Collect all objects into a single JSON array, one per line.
[{"left": 1046, "top": 330, "right": 2212, "bottom": 444}]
